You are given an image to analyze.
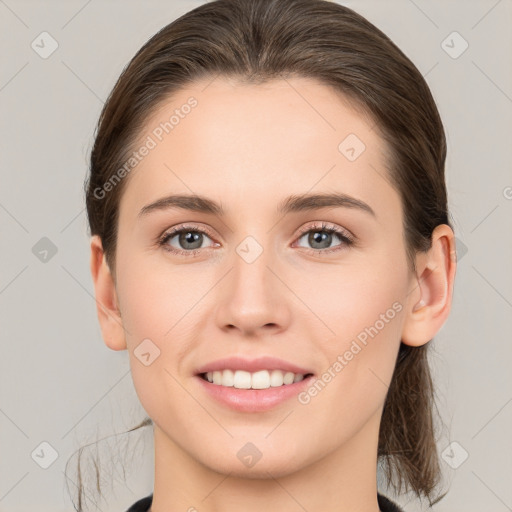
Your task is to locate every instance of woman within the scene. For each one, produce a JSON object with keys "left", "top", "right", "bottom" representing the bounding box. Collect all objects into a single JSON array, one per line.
[{"left": 79, "top": 0, "right": 457, "bottom": 510}]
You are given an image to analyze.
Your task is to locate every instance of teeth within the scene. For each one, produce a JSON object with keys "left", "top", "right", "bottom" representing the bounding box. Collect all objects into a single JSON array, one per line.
[{"left": 204, "top": 369, "right": 306, "bottom": 389}]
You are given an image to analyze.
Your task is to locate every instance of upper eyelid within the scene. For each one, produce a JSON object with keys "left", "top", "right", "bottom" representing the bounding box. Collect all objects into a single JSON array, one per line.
[
  {"left": 161, "top": 223, "right": 216, "bottom": 240},
  {"left": 296, "top": 222, "right": 352, "bottom": 238}
]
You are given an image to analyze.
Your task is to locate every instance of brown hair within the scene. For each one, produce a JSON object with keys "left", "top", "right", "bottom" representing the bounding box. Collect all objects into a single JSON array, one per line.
[{"left": 73, "top": 0, "right": 453, "bottom": 509}]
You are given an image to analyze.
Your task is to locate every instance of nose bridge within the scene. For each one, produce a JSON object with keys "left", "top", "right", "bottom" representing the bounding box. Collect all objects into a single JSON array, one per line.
[
  {"left": 229, "top": 214, "right": 275, "bottom": 291},
  {"left": 231, "top": 234, "right": 275, "bottom": 308},
  {"left": 215, "top": 232, "right": 289, "bottom": 334}
]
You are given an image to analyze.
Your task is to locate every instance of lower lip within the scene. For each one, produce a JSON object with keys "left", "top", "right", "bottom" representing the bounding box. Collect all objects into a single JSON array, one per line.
[{"left": 195, "top": 374, "right": 315, "bottom": 412}]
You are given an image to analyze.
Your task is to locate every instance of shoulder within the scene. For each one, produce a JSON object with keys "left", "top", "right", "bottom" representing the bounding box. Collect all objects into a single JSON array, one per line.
[
  {"left": 125, "top": 494, "right": 153, "bottom": 512},
  {"left": 377, "top": 493, "right": 406, "bottom": 512}
]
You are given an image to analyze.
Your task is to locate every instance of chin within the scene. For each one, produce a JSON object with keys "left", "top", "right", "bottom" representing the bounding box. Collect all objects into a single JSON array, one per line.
[{"left": 198, "top": 446, "right": 310, "bottom": 480}]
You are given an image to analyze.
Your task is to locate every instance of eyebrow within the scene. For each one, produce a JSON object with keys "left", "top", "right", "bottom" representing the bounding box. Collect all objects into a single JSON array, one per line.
[{"left": 138, "top": 192, "right": 376, "bottom": 219}]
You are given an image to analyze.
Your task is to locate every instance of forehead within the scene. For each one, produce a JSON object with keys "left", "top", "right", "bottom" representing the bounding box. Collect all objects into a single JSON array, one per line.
[{"left": 119, "top": 76, "right": 399, "bottom": 226}]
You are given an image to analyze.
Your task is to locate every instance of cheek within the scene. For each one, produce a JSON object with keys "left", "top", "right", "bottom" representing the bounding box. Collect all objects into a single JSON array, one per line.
[
  {"left": 117, "top": 263, "right": 198, "bottom": 430},
  {"left": 292, "top": 252, "right": 406, "bottom": 348},
  {"left": 118, "top": 276, "right": 168, "bottom": 345},
  {"left": 317, "top": 286, "right": 403, "bottom": 396},
  {"left": 296, "top": 255, "right": 406, "bottom": 408},
  {"left": 296, "top": 289, "right": 404, "bottom": 450},
  {"left": 116, "top": 249, "right": 206, "bottom": 343}
]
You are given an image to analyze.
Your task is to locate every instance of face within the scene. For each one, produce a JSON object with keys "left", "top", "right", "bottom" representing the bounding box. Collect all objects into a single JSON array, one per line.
[{"left": 110, "top": 76, "right": 416, "bottom": 477}]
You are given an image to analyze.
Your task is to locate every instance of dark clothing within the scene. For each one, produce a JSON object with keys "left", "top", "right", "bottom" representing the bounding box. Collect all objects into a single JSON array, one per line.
[
  {"left": 377, "top": 493, "right": 406, "bottom": 512},
  {"left": 126, "top": 492, "right": 405, "bottom": 511},
  {"left": 126, "top": 495, "right": 152, "bottom": 512}
]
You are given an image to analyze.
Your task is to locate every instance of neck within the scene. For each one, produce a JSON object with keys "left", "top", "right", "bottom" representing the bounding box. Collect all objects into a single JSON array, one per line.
[{"left": 150, "top": 408, "right": 383, "bottom": 512}]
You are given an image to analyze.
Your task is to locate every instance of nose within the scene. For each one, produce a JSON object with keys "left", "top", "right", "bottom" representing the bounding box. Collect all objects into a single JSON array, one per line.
[{"left": 214, "top": 243, "right": 291, "bottom": 337}]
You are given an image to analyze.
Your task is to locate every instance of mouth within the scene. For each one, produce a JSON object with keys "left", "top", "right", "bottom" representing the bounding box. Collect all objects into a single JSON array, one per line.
[
  {"left": 198, "top": 369, "right": 313, "bottom": 389},
  {"left": 193, "top": 356, "right": 316, "bottom": 411},
  {"left": 195, "top": 369, "right": 316, "bottom": 412},
  {"left": 197, "top": 369, "right": 315, "bottom": 390}
]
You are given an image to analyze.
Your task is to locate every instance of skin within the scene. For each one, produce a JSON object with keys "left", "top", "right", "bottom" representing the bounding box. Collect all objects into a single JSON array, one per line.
[{"left": 90, "top": 76, "right": 456, "bottom": 512}]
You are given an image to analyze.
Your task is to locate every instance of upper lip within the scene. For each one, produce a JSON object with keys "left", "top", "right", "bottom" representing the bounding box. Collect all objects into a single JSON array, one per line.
[{"left": 195, "top": 356, "right": 314, "bottom": 376}]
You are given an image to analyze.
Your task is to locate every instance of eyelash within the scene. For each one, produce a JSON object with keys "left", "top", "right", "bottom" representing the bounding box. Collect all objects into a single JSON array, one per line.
[{"left": 157, "top": 221, "right": 355, "bottom": 257}]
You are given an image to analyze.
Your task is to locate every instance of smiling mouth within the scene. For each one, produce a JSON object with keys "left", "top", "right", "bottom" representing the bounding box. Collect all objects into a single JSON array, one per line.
[{"left": 198, "top": 369, "right": 315, "bottom": 390}]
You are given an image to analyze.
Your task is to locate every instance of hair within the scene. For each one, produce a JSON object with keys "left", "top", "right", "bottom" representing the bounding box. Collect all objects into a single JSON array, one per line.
[{"left": 72, "top": 0, "right": 454, "bottom": 509}]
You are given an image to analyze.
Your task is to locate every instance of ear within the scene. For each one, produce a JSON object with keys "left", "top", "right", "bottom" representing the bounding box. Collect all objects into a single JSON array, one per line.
[
  {"left": 401, "top": 224, "right": 457, "bottom": 347},
  {"left": 90, "top": 235, "right": 127, "bottom": 351}
]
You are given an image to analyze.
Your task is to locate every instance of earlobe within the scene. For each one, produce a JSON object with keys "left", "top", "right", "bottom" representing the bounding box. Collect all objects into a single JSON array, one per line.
[
  {"left": 401, "top": 224, "right": 457, "bottom": 347},
  {"left": 90, "top": 235, "right": 127, "bottom": 351}
]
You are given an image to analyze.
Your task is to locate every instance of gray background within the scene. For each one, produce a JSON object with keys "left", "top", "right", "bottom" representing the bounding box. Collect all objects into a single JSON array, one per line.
[{"left": 1, "top": 0, "right": 511, "bottom": 511}]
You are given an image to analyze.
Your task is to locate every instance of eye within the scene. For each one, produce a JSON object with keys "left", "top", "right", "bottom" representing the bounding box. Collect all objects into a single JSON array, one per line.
[
  {"left": 293, "top": 221, "right": 355, "bottom": 254},
  {"left": 157, "top": 221, "right": 355, "bottom": 258},
  {"left": 158, "top": 224, "right": 218, "bottom": 256}
]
